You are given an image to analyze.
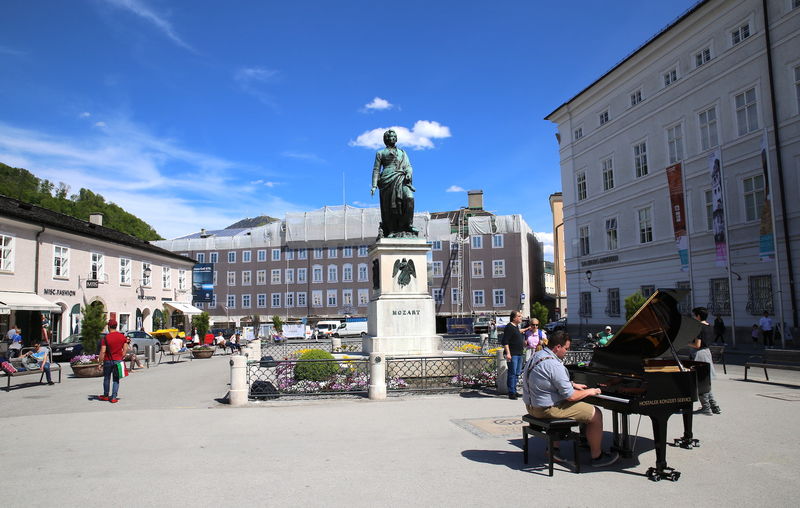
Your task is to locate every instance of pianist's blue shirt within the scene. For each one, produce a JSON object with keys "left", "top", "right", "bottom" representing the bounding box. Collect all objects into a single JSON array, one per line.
[{"left": 523, "top": 347, "right": 574, "bottom": 407}]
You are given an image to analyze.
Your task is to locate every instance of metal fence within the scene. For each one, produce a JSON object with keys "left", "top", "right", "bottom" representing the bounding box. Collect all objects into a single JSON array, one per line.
[
  {"left": 385, "top": 355, "right": 496, "bottom": 391},
  {"left": 563, "top": 349, "right": 594, "bottom": 365},
  {"left": 248, "top": 357, "right": 370, "bottom": 399},
  {"left": 259, "top": 340, "right": 360, "bottom": 359}
]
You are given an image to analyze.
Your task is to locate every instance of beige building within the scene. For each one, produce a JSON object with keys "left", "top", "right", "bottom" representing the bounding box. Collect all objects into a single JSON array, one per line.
[{"left": 549, "top": 192, "right": 567, "bottom": 318}]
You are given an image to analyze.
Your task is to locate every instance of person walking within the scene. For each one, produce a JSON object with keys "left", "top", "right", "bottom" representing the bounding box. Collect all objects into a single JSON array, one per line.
[
  {"left": 501, "top": 311, "right": 525, "bottom": 399},
  {"left": 690, "top": 307, "right": 720, "bottom": 415},
  {"left": 713, "top": 316, "right": 726, "bottom": 344},
  {"left": 98, "top": 319, "right": 127, "bottom": 403},
  {"left": 759, "top": 311, "right": 774, "bottom": 348}
]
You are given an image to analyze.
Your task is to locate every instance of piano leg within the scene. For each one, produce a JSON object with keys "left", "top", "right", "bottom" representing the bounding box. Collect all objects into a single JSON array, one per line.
[
  {"left": 646, "top": 413, "right": 681, "bottom": 482},
  {"left": 673, "top": 404, "right": 700, "bottom": 449},
  {"left": 609, "top": 411, "right": 633, "bottom": 458}
]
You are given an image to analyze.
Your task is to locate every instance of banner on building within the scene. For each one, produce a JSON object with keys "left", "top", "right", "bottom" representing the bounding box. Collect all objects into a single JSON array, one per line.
[
  {"left": 192, "top": 263, "right": 214, "bottom": 303},
  {"left": 665, "top": 162, "right": 689, "bottom": 272},
  {"left": 759, "top": 131, "right": 775, "bottom": 262},
  {"left": 709, "top": 151, "right": 727, "bottom": 267}
]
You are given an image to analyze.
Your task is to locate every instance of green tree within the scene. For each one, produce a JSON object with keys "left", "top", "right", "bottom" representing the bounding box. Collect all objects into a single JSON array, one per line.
[
  {"left": 191, "top": 312, "right": 211, "bottom": 342},
  {"left": 530, "top": 301, "right": 550, "bottom": 326},
  {"left": 271, "top": 315, "right": 284, "bottom": 334},
  {"left": 625, "top": 292, "right": 648, "bottom": 320},
  {"left": 80, "top": 301, "right": 107, "bottom": 356}
]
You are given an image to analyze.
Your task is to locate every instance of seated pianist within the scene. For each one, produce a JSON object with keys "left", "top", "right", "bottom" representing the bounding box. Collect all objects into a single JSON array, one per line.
[{"left": 522, "top": 330, "right": 619, "bottom": 467}]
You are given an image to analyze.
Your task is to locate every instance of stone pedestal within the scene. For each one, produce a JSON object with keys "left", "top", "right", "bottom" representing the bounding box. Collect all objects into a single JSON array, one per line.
[{"left": 362, "top": 238, "right": 442, "bottom": 356}]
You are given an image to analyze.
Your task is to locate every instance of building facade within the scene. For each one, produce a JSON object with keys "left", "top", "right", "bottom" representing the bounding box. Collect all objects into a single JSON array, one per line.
[
  {"left": 0, "top": 195, "right": 197, "bottom": 344},
  {"left": 545, "top": 0, "right": 800, "bottom": 340},
  {"left": 549, "top": 192, "right": 567, "bottom": 318}
]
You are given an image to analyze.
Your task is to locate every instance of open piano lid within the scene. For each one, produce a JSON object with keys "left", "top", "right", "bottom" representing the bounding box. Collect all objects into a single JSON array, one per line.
[{"left": 590, "top": 289, "right": 701, "bottom": 373}]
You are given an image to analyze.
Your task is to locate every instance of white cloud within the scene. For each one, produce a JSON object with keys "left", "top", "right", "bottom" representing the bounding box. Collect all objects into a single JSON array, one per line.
[
  {"left": 351, "top": 201, "right": 377, "bottom": 207},
  {"left": 262, "top": 181, "right": 278, "bottom": 188},
  {"left": 535, "top": 231, "right": 555, "bottom": 261},
  {"left": 79, "top": 112, "right": 91, "bottom": 118},
  {"left": 446, "top": 185, "right": 465, "bottom": 193},
  {"left": 234, "top": 66, "right": 280, "bottom": 107},
  {"left": 0, "top": 46, "right": 26, "bottom": 57},
  {"left": 102, "top": 0, "right": 194, "bottom": 51},
  {"left": 349, "top": 120, "right": 452, "bottom": 150},
  {"left": 280, "top": 151, "right": 325, "bottom": 164},
  {"left": 94, "top": 121, "right": 107, "bottom": 128},
  {"left": 0, "top": 118, "right": 304, "bottom": 238},
  {"left": 361, "top": 97, "right": 393, "bottom": 112}
]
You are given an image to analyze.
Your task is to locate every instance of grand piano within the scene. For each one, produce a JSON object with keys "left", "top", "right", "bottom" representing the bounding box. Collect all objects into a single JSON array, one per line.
[{"left": 566, "top": 289, "right": 711, "bottom": 481}]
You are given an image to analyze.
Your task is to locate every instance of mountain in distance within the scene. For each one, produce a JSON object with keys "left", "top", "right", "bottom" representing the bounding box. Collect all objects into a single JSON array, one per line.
[
  {"left": 0, "top": 162, "right": 163, "bottom": 241},
  {"left": 226, "top": 215, "right": 280, "bottom": 229}
]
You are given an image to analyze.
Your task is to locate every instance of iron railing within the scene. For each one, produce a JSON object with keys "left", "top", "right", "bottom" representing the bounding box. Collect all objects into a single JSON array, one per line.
[
  {"left": 563, "top": 350, "right": 594, "bottom": 365},
  {"left": 248, "top": 357, "right": 369, "bottom": 399},
  {"left": 385, "top": 355, "right": 496, "bottom": 391}
]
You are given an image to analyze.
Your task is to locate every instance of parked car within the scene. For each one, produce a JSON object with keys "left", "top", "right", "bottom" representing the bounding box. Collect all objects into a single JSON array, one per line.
[
  {"left": 125, "top": 331, "right": 162, "bottom": 354},
  {"left": 473, "top": 316, "right": 493, "bottom": 334},
  {"left": 544, "top": 318, "right": 567, "bottom": 333},
  {"left": 314, "top": 320, "right": 341, "bottom": 339},
  {"left": 50, "top": 333, "right": 85, "bottom": 362}
]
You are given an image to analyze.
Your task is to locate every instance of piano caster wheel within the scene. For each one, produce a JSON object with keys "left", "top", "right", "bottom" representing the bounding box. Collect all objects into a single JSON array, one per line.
[
  {"left": 673, "top": 437, "right": 700, "bottom": 449},
  {"left": 647, "top": 467, "right": 681, "bottom": 482}
]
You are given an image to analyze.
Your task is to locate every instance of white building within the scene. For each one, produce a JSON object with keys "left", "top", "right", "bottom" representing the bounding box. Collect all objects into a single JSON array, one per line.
[{"left": 545, "top": 0, "right": 800, "bottom": 341}]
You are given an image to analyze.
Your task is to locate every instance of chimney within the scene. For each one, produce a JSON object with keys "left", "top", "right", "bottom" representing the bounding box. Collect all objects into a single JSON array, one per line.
[
  {"left": 467, "top": 190, "right": 483, "bottom": 210},
  {"left": 200, "top": 228, "right": 207, "bottom": 238},
  {"left": 89, "top": 212, "right": 104, "bottom": 226}
]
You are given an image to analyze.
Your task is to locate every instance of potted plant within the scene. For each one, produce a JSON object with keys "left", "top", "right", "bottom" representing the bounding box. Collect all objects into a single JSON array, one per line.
[
  {"left": 191, "top": 345, "right": 214, "bottom": 359},
  {"left": 70, "top": 301, "right": 106, "bottom": 377},
  {"left": 69, "top": 354, "right": 103, "bottom": 377}
]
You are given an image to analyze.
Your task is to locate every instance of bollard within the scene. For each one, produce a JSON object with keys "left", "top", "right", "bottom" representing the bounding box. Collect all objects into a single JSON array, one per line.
[
  {"left": 144, "top": 344, "right": 156, "bottom": 368},
  {"left": 496, "top": 349, "right": 508, "bottom": 395},
  {"left": 331, "top": 337, "right": 342, "bottom": 351},
  {"left": 229, "top": 354, "right": 248, "bottom": 406},
  {"left": 368, "top": 352, "right": 387, "bottom": 400}
]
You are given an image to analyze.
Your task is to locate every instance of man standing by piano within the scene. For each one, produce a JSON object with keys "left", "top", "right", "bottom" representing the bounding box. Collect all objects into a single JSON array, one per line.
[
  {"left": 523, "top": 331, "right": 620, "bottom": 467},
  {"left": 501, "top": 311, "right": 526, "bottom": 400}
]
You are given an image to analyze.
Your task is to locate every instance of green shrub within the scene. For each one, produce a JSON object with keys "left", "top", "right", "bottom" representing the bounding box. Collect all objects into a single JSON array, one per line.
[
  {"left": 294, "top": 349, "right": 338, "bottom": 382},
  {"left": 625, "top": 291, "right": 647, "bottom": 320}
]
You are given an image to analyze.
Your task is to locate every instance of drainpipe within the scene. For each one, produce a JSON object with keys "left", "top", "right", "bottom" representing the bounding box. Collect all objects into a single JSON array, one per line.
[{"left": 34, "top": 226, "right": 45, "bottom": 294}]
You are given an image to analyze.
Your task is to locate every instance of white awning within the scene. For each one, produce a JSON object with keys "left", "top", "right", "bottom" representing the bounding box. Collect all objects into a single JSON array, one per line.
[
  {"left": 164, "top": 301, "right": 203, "bottom": 315},
  {"left": 0, "top": 291, "right": 62, "bottom": 313}
]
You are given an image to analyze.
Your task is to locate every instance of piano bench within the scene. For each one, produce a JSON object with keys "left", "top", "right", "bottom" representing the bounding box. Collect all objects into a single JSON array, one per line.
[{"left": 522, "top": 415, "right": 581, "bottom": 476}]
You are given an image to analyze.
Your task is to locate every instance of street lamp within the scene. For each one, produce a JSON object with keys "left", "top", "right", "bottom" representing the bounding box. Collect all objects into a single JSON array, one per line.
[{"left": 585, "top": 270, "right": 600, "bottom": 292}]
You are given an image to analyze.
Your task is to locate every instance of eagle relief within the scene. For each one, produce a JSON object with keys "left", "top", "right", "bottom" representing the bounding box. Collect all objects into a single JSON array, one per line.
[{"left": 392, "top": 258, "right": 416, "bottom": 287}]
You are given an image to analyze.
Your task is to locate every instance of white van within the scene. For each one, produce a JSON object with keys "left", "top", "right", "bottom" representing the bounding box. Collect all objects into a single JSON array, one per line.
[
  {"left": 333, "top": 319, "right": 368, "bottom": 338},
  {"left": 314, "top": 320, "right": 342, "bottom": 339}
]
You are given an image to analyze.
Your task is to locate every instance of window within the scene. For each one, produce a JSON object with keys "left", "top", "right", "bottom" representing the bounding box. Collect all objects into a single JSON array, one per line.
[
  {"left": 433, "top": 288, "right": 444, "bottom": 304},
  {"left": 242, "top": 270, "right": 252, "bottom": 286},
  {"left": 228, "top": 251, "right": 236, "bottom": 263},
  {"left": 634, "top": 142, "right": 648, "bottom": 177},
  {"left": 747, "top": 275, "right": 773, "bottom": 316},
  {"left": 328, "top": 247, "right": 337, "bottom": 258},
  {"left": 342, "top": 289, "right": 353, "bottom": 306},
  {"left": 663, "top": 68, "right": 678, "bottom": 86},
  {"left": 286, "top": 249, "right": 294, "bottom": 261},
  {"left": 471, "top": 236, "right": 483, "bottom": 249},
  {"left": 162, "top": 266, "right": 172, "bottom": 289},
  {"left": 579, "top": 292, "right": 592, "bottom": 317},
  {"left": 493, "top": 289, "right": 506, "bottom": 307},
  {"left": 298, "top": 268, "right": 307, "bottom": 283},
  {"left": 196, "top": 253, "right": 205, "bottom": 263},
  {"left": 271, "top": 269, "right": 281, "bottom": 284},
  {"left": 794, "top": 0, "right": 800, "bottom": 9},
  {"left": 257, "top": 270, "right": 267, "bottom": 285},
  {"left": 699, "top": 107, "right": 719, "bottom": 150},
  {"left": 579, "top": 226, "right": 590, "bottom": 256},
  {"left": 242, "top": 294, "right": 251, "bottom": 309},
  {"left": 574, "top": 127, "right": 583, "bottom": 140},
  {"left": 743, "top": 174, "right": 766, "bottom": 221},
  {"left": 327, "top": 265, "right": 338, "bottom": 283},
  {"left": 695, "top": 47, "right": 711, "bottom": 67},
  {"left": 492, "top": 234, "right": 504, "bottom": 248},
  {"left": 286, "top": 292, "right": 295, "bottom": 308},
  {"left": 450, "top": 260, "right": 460, "bottom": 277},
  {"left": 431, "top": 241, "right": 442, "bottom": 250},
  {"left": 119, "top": 258, "right": 131, "bottom": 285},
  {"left": 210, "top": 252, "right": 219, "bottom": 263},
  {"left": 795, "top": 65, "right": 800, "bottom": 112},
  {"left": 257, "top": 294, "right": 267, "bottom": 308},
  {"left": 227, "top": 271, "right": 236, "bottom": 286},
  {"left": 473, "top": 290, "right": 485, "bottom": 307},
  {"left": 676, "top": 281, "right": 692, "bottom": 314},
  {"left": 271, "top": 248, "right": 280, "bottom": 261},
  {"left": 667, "top": 124, "right": 684, "bottom": 163},
  {"left": 357, "top": 289, "right": 369, "bottom": 306},
  {"left": 343, "top": 246, "right": 353, "bottom": 258},
  {"left": 286, "top": 268, "right": 295, "bottom": 284},
  {"left": 91, "top": 252, "right": 104, "bottom": 280},
  {"left": 599, "top": 110, "right": 609, "bottom": 125},
  {"left": 209, "top": 294, "right": 216, "bottom": 309},
  {"left": 432, "top": 261, "right": 443, "bottom": 277},
  {"left": 606, "top": 288, "right": 620, "bottom": 317},
  {"left": 471, "top": 261, "right": 484, "bottom": 278},
  {"left": 605, "top": 218, "right": 618, "bottom": 250},
  {"left": 312, "top": 265, "right": 323, "bottom": 283},
  {"left": 242, "top": 251, "right": 251, "bottom": 263},
  {"left": 735, "top": 88, "right": 759, "bottom": 135},
  {"left": 630, "top": 90, "right": 642, "bottom": 106},
  {"left": 343, "top": 264, "right": 353, "bottom": 282},
  {"left": 213, "top": 270, "right": 218, "bottom": 286},
  {"left": 272, "top": 293, "right": 281, "bottom": 308},
  {"left": 358, "top": 263, "right": 368, "bottom": 282},
  {"left": 451, "top": 288, "right": 462, "bottom": 305},
  {"left": 576, "top": 172, "right": 587, "bottom": 201},
  {"left": 493, "top": 259, "right": 505, "bottom": 278},
  {"left": 298, "top": 248, "right": 308, "bottom": 260},
  {"left": 53, "top": 245, "right": 69, "bottom": 278},
  {"left": 450, "top": 242, "right": 459, "bottom": 252},
  {"left": 256, "top": 250, "right": 266, "bottom": 262},
  {"left": 601, "top": 158, "right": 614, "bottom": 191},
  {"left": 358, "top": 245, "right": 368, "bottom": 257},
  {"left": 178, "top": 269, "right": 186, "bottom": 290},
  {"left": 297, "top": 292, "right": 307, "bottom": 307},
  {"left": 704, "top": 190, "right": 714, "bottom": 231},
  {"left": 326, "top": 290, "right": 337, "bottom": 307},
  {"left": 638, "top": 207, "right": 653, "bottom": 243},
  {"left": 731, "top": 22, "right": 750, "bottom": 45},
  {"left": 226, "top": 294, "right": 236, "bottom": 309},
  {"left": 312, "top": 290, "right": 323, "bottom": 308},
  {"left": 314, "top": 248, "right": 324, "bottom": 259},
  {"left": 709, "top": 278, "right": 730, "bottom": 316},
  {"left": 641, "top": 285, "right": 655, "bottom": 298},
  {"left": 142, "top": 263, "right": 151, "bottom": 287}
]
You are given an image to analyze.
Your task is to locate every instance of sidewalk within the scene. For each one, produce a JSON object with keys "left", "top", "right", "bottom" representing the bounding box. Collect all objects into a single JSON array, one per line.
[{"left": 1, "top": 355, "right": 799, "bottom": 507}]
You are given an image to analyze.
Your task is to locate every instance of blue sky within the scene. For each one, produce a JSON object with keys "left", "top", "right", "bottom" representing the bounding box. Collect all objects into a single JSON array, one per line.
[{"left": 0, "top": 0, "right": 698, "bottom": 257}]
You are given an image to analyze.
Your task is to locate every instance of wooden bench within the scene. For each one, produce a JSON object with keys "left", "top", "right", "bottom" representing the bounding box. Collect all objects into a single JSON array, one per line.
[
  {"left": 744, "top": 349, "right": 800, "bottom": 381},
  {"left": 521, "top": 414, "right": 581, "bottom": 476},
  {"left": 2, "top": 357, "right": 62, "bottom": 392},
  {"left": 157, "top": 348, "right": 194, "bottom": 365}
]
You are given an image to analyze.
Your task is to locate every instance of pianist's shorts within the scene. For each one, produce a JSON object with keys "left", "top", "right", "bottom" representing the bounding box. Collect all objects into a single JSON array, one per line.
[{"left": 528, "top": 401, "right": 595, "bottom": 423}]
